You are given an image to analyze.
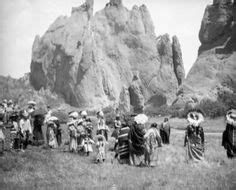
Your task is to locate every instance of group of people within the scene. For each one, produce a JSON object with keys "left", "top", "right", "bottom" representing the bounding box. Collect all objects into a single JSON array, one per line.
[
  {"left": 0, "top": 98, "right": 235, "bottom": 166},
  {"left": 0, "top": 99, "right": 38, "bottom": 152},
  {"left": 66, "top": 110, "right": 109, "bottom": 162}
]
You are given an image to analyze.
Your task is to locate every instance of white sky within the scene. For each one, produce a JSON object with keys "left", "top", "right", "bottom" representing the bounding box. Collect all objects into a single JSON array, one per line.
[{"left": 0, "top": 0, "right": 212, "bottom": 78}]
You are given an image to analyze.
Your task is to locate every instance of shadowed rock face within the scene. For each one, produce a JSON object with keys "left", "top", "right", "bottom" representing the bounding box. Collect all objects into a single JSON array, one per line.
[
  {"left": 176, "top": 1, "right": 236, "bottom": 105},
  {"left": 30, "top": 0, "right": 184, "bottom": 110}
]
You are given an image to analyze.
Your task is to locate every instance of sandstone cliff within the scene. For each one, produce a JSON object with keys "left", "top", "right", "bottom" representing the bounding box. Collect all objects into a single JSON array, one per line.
[
  {"left": 176, "top": 0, "right": 236, "bottom": 105},
  {"left": 30, "top": 0, "right": 184, "bottom": 111}
]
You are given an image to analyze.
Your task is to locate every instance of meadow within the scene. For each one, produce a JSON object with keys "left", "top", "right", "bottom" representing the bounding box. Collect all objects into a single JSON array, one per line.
[{"left": 0, "top": 117, "right": 235, "bottom": 190}]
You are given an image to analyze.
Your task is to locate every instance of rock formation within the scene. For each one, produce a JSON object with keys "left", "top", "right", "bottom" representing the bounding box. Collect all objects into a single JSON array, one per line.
[
  {"left": 118, "top": 86, "right": 130, "bottom": 113},
  {"left": 30, "top": 0, "right": 185, "bottom": 110},
  {"left": 176, "top": 0, "right": 236, "bottom": 105}
]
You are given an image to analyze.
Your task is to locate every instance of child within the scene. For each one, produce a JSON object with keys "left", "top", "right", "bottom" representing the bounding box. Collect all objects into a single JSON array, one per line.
[
  {"left": 96, "top": 134, "right": 106, "bottom": 162},
  {"left": 81, "top": 137, "right": 95, "bottom": 156},
  {"left": 47, "top": 120, "right": 58, "bottom": 149}
]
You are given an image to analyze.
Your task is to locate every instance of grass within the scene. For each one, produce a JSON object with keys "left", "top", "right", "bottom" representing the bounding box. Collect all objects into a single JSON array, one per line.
[{"left": 0, "top": 118, "right": 235, "bottom": 190}]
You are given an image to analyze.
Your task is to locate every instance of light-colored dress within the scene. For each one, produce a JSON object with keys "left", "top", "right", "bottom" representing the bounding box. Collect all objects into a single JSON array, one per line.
[
  {"left": 82, "top": 138, "right": 95, "bottom": 153},
  {"left": 97, "top": 118, "right": 110, "bottom": 141},
  {"left": 68, "top": 121, "right": 78, "bottom": 152},
  {"left": 144, "top": 127, "right": 162, "bottom": 166},
  {"left": 19, "top": 119, "right": 32, "bottom": 136},
  {"left": 48, "top": 123, "right": 58, "bottom": 148},
  {"left": 96, "top": 141, "right": 106, "bottom": 162}
]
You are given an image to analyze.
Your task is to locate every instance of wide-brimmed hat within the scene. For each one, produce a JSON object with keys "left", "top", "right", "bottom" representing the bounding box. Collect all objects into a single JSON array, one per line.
[
  {"left": 80, "top": 110, "right": 87, "bottom": 117},
  {"left": 28, "top": 100, "right": 36, "bottom": 106},
  {"left": 3, "top": 99, "right": 7, "bottom": 103},
  {"left": 97, "top": 111, "right": 104, "bottom": 117},
  {"left": 134, "top": 114, "right": 148, "bottom": 125},
  {"left": 226, "top": 109, "right": 236, "bottom": 126},
  {"left": 187, "top": 109, "right": 204, "bottom": 127},
  {"left": 48, "top": 116, "right": 59, "bottom": 122},
  {"left": 69, "top": 111, "right": 79, "bottom": 119}
]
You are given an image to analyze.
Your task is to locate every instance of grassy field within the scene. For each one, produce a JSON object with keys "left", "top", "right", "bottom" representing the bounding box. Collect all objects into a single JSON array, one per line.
[{"left": 0, "top": 117, "right": 235, "bottom": 190}]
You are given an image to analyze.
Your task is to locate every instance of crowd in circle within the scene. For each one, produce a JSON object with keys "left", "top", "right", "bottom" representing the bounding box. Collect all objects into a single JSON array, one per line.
[{"left": 0, "top": 99, "right": 235, "bottom": 166}]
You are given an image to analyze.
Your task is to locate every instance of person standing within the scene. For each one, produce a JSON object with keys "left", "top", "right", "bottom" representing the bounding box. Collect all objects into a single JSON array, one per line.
[
  {"left": 111, "top": 115, "right": 122, "bottom": 151},
  {"left": 184, "top": 110, "right": 205, "bottom": 162},
  {"left": 96, "top": 111, "right": 110, "bottom": 141},
  {"left": 222, "top": 109, "right": 236, "bottom": 158},
  {"left": 19, "top": 111, "right": 32, "bottom": 150},
  {"left": 160, "top": 118, "right": 171, "bottom": 144},
  {"left": 144, "top": 123, "right": 162, "bottom": 167},
  {"left": 67, "top": 111, "right": 79, "bottom": 153}
]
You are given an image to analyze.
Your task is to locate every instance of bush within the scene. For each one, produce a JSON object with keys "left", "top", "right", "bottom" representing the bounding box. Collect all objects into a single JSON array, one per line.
[
  {"left": 217, "top": 91, "right": 236, "bottom": 109},
  {"left": 102, "top": 106, "right": 116, "bottom": 127},
  {"left": 196, "top": 99, "right": 226, "bottom": 118},
  {"left": 52, "top": 110, "right": 69, "bottom": 124},
  {"left": 144, "top": 105, "right": 172, "bottom": 117}
]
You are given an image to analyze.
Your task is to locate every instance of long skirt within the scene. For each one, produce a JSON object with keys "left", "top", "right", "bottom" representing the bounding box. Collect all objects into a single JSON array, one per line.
[
  {"left": 69, "top": 136, "right": 77, "bottom": 152},
  {"left": 222, "top": 130, "right": 236, "bottom": 158},
  {"left": 48, "top": 129, "right": 58, "bottom": 149},
  {"left": 186, "top": 137, "right": 204, "bottom": 162}
]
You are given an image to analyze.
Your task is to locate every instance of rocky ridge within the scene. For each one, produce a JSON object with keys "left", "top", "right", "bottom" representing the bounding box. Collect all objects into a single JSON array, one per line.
[
  {"left": 30, "top": 0, "right": 185, "bottom": 112},
  {"left": 176, "top": 0, "right": 236, "bottom": 105}
]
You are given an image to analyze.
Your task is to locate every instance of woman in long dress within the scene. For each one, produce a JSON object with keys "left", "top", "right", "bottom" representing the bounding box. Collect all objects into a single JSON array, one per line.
[
  {"left": 47, "top": 120, "right": 58, "bottom": 149},
  {"left": 129, "top": 114, "right": 148, "bottom": 166},
  {"left": 96, "top": 111, "right": 110, "bottom": 141},
  {"left": 144, "top": 123, "right": 162, "bottom": 166},
  {"left": 68, "top": 111, "right": 79, "bottom": 153},
  {"left": 184, "top": 110, "right": 205, "bottom": 162},
  {"left": 222, "top": 109, "right": 236, "bottom": 158}
]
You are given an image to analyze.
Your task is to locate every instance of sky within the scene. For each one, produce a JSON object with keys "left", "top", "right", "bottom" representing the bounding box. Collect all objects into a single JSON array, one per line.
[{"left": 0, "top": 0, "right": 212, "bottom": 78}]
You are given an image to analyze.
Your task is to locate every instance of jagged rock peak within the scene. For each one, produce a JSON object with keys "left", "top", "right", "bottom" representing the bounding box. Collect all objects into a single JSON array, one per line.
[
  {"left": 172, "top": 36, "right": 185, "bottom": 85},
  {"left": 71, "top": 0, "right": 94, "bottom": 19},
  {"left": 213, "top": 0, "right": 233, "bottom": 5},
  {"left": 109, "top": 0, "right": 123, "bottom": 7}
]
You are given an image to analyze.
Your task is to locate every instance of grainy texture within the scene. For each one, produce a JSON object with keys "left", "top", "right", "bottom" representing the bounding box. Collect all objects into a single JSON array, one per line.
[
  {"left": 30, "top": 0, "right": 184, "bottom": 109},
  {"left": 0, "top": 118, "right": 235, "bottom": 190}
]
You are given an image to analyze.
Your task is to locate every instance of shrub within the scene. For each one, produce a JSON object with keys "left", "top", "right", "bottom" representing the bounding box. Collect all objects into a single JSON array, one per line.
[
  {"left": 217, "top": 91, "right": 236, "bottom": 109},
  {"left": 102, "top": 106, "right": 116, "bottom": 127},
  {"left": 196, "top": 98, "right": 226, "bottom": 118}
]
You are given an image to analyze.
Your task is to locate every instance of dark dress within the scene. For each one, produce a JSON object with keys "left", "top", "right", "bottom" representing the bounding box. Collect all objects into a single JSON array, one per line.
[
  {"left": 160, "top": 122, "right": 170, "bottom": 144},
  {"left": 185, "top": 125, "right": 205, "bottom": 161},
  {"left": 222, "top": 123, "right": 236, "bottom": 158},
  {"left": 33, "top": 115, "right": 45, "bottom": 145}
]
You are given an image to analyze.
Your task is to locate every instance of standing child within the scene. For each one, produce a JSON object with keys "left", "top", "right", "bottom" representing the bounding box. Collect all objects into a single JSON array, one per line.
[
  {"left": 96, "top": 135, "right": 106, "bottom": 162},
  {"left": 82, "top": 137, "right": 95, "bottom": 156}
]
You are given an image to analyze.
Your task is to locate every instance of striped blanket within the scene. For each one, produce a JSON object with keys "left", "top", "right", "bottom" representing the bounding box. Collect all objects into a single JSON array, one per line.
[{"left": 118, "top": 125, "right": 130, "bottom": 160}]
